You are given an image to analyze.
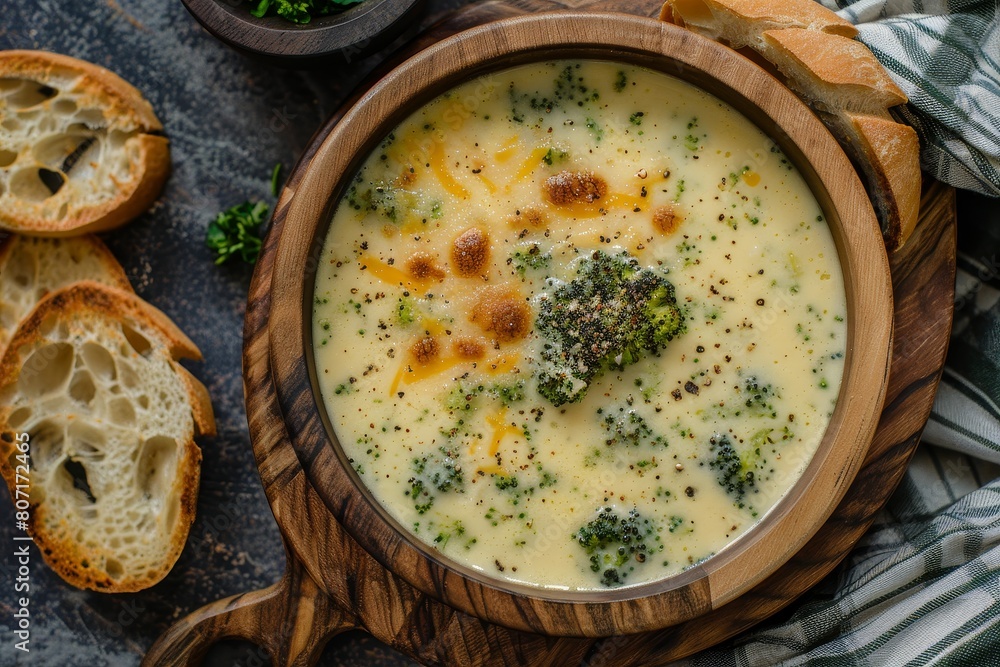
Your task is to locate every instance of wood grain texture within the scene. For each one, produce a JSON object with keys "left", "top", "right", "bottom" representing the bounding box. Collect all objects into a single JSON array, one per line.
[{"left": 144, "top": 1, "right": 955, "bottom": 665}]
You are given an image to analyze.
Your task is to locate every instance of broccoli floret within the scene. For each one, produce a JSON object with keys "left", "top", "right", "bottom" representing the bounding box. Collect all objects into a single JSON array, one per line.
[
  {"left": 432, "top": 520, "right": 467, "bottom": 549},
  {"left": 738, "top": 376, "right": 778, "bottom": 418},
  {"left": 707, "top": 434, "right": 761, "bottom": 507},
  {"left": 535, "top": 251, "right": 684, "bottom": 406},
  {"left": 492, "top": 381, "right": 526, "bottom": 406},
  {"left": 348, "top": 182, "right": 441, "bottom": 223},
  {"left": 599, "top": 404, "right": 668, "bottom": 448},
  {"left": 443, "top": 381, "right": 525, "bottom": 413},
  {"left": 493, "top": 474, "right": 519, "bottom": 491},
  {"left": 510, "top": 245, "right": 552, "bottom": 274},
  {"left": 407, "top": 446, "right": 464, "bottom": 514},
  {"left": 573, "top": 506, "right": 656, "bottom": 587},
  {"left": 395, "top": 297, "right": 417, "bottom": 326},
  {"left": 542, "top": 148, "right": 569, "bottom": 165}
]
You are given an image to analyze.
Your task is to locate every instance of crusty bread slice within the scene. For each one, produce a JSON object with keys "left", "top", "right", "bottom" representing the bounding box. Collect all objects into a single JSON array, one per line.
[
  {"left": 761, "top": 28, "right": 907, "bottom": 115},
  {"left": 0, "top": 282, "right": 214, "bottom": 592},
  {"left": 660, "top": 0, "right": 857, "bottom": 47},
  {"left": 842, "top": 113, "right": 921, "bottom": 250},
  {"left": 0, "top": 50, "right": 170, "bottom": 236},
  {"left": 0, "top": 234, "right": 132, "bottom": 355}
]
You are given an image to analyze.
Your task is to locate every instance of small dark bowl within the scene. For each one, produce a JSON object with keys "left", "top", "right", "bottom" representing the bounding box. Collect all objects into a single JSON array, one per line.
[{"left": 181, "top": 0, "right": 425, "bottom": 66}]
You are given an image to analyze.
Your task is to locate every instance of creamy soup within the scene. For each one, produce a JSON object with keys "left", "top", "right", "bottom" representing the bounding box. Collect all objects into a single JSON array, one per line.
[{"left": 313, "top": 61, "right": 846, "bottom": 590}]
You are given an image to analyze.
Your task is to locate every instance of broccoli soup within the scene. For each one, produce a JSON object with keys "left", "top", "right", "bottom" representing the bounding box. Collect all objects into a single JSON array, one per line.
[{"left": 313, "top": 60, "right": 847, "bottom": 590}]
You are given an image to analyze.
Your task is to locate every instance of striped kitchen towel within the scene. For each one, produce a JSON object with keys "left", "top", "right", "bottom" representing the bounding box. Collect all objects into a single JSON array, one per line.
[
  {"left": 821, "top": 0, "right": 1000, "bottom": 197},
  {"left": 675, "top": 2, "right": 1000, "bottom": 665}
]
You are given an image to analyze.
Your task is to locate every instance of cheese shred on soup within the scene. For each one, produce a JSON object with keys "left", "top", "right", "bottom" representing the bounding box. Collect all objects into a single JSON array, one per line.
[{"left": 313, "top": 61, "right": 846, "bottom": 590}]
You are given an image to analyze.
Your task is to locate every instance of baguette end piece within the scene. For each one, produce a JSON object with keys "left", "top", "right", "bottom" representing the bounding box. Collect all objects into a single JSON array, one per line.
[{"left": 846, "top": 112, "right": 921, "bottom": 250}]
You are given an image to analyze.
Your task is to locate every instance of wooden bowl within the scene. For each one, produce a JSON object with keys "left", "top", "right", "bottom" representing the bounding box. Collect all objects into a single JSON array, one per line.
[
  {"left": 181, "top": 0, "right": 425, "bottom": 64},
  {"left": 265, "top": 12, "right": 893, "bottom": 636}
]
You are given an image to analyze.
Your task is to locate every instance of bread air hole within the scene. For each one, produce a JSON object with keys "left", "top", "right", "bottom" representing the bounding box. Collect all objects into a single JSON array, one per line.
[
  {"left": 0, "top": 78, "right": 58, "bottom": 109},
  {"left": 81, "top": 342, "right": 117, "bottom": 380},
  {"left": 20, "top": 342, "right": 74, "bottom": 397},
  {"left": 8, "top": 166, "right": 63, "bottom": 202},
  {"left": 69, "top": 370, "right": 97, "bottom": 406},
  {"left": 61, "top": 457, "right": 97, "bottom": 504},
  {"left": 120, "top": 323, "right": 152, "bottom": 357},
  {"left": 108, "top": 397, "right": 136, "bottom": 426},
  {"left": 119, "top": 362, "right": 139, "bottom": 389},
  {"left": 0, "top": 148, "right": 17, "bottom": 167},
  {"left": 7, "top": 407, "right": 32, "bottom": 430},
  {"left": 52, "top": 98, "right": 77, "bottom": 116},
  {"left": 137, "top": 436, "right": 178, "bottom": 500}
]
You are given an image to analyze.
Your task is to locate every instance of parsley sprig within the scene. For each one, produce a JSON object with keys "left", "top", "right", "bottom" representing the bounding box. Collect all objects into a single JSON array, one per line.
[
  {"left": 250, "top": 0, "right": 363, "bottom": 24},
  {"left": 205, "top": 201, "right": 269, "bottom": 265}
]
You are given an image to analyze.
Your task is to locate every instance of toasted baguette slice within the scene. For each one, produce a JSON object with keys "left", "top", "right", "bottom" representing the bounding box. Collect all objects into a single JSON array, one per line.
[
  {"left": 0, "top": 282, "right": 214, "bottom": 592},
  {"left": 0, "top": 50, "right": 170, "bottom": 236},
  {"left": 841, "top": 113, "right": 921, "bottom": 249},
  {"left": 0, "top": 234, "right": 132, "bottom": 354},
  {"left": 761, "top": 29, "right": 907, "bottom": 116},
  {"left": 660, "top": 0, "right": 857, "bottom": 47}
]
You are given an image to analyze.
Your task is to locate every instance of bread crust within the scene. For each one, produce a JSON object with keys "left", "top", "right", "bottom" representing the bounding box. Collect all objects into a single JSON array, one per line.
[
  {"left": 762, "top": 28, "right": 907, "bottom": 112},
  {"left": 0, "top": 281, "right": 213, "bottom": 592},
  {"left": 0, "top": 234, "right": 133, "bottom": 354},
  {"left": 0, "top": 50, "right": 171, "bottom": 236},
  {"left": 661, "top": 0, "right": 857, "bottom": 40},
  {"left": 846, "top": 113, "right": 921, "bottom": 249}
]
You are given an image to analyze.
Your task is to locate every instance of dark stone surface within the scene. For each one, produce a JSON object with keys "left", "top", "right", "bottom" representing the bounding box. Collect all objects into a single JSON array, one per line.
[{"left": 0, "top": 1, "right": 464, "bottom": 664}]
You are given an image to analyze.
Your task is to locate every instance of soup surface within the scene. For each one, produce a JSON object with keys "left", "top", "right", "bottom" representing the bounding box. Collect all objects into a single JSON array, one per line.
[{"left": 313, "top": 61, "right": 847, "bottom": 590}]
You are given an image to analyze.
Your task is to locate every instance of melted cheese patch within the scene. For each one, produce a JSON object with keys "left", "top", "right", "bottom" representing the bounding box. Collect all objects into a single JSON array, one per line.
[{"left": 314, "top": 61, "right": 847, "bottom": 591}]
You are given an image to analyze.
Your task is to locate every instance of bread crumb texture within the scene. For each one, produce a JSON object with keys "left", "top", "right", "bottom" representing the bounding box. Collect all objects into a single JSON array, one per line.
[
  {"left": 0, "top": 282, "right": 211, "bottom": 592},
  {"left": 0, "top": 50, "right": 169, "bottom": 235}
]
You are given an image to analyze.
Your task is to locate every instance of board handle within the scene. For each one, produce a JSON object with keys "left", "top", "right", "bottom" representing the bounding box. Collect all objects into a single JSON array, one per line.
[{"left": 142, "top": 559, "right": 357, "bottom": 667}]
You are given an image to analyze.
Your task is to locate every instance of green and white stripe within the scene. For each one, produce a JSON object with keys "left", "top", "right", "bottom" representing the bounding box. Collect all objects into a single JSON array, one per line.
[{"left": 820, "top": 0, "right": 1000, "bottom": 197}]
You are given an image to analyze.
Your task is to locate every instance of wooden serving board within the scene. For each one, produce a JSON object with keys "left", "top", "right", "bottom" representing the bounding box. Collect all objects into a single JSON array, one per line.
[{"left": 144, "top": 1, "right": 957, "bottom": 664}]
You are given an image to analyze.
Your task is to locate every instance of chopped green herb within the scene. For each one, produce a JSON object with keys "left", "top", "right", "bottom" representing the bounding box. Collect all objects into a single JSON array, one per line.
[
  {"left": 586, "top": 117, "right": 604, "bottom": 142},
  {"left": 614, "top": 70, "right": 628, "bottom": 92},
  {"left": 206, "top": 201, "right": 269, "bottom": 265},
  {"left": 542, "top": 148, "right": 569, "bottom": 166},
  {"left": 250, "top": 0, "right": 363, "bottom": 24}
]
